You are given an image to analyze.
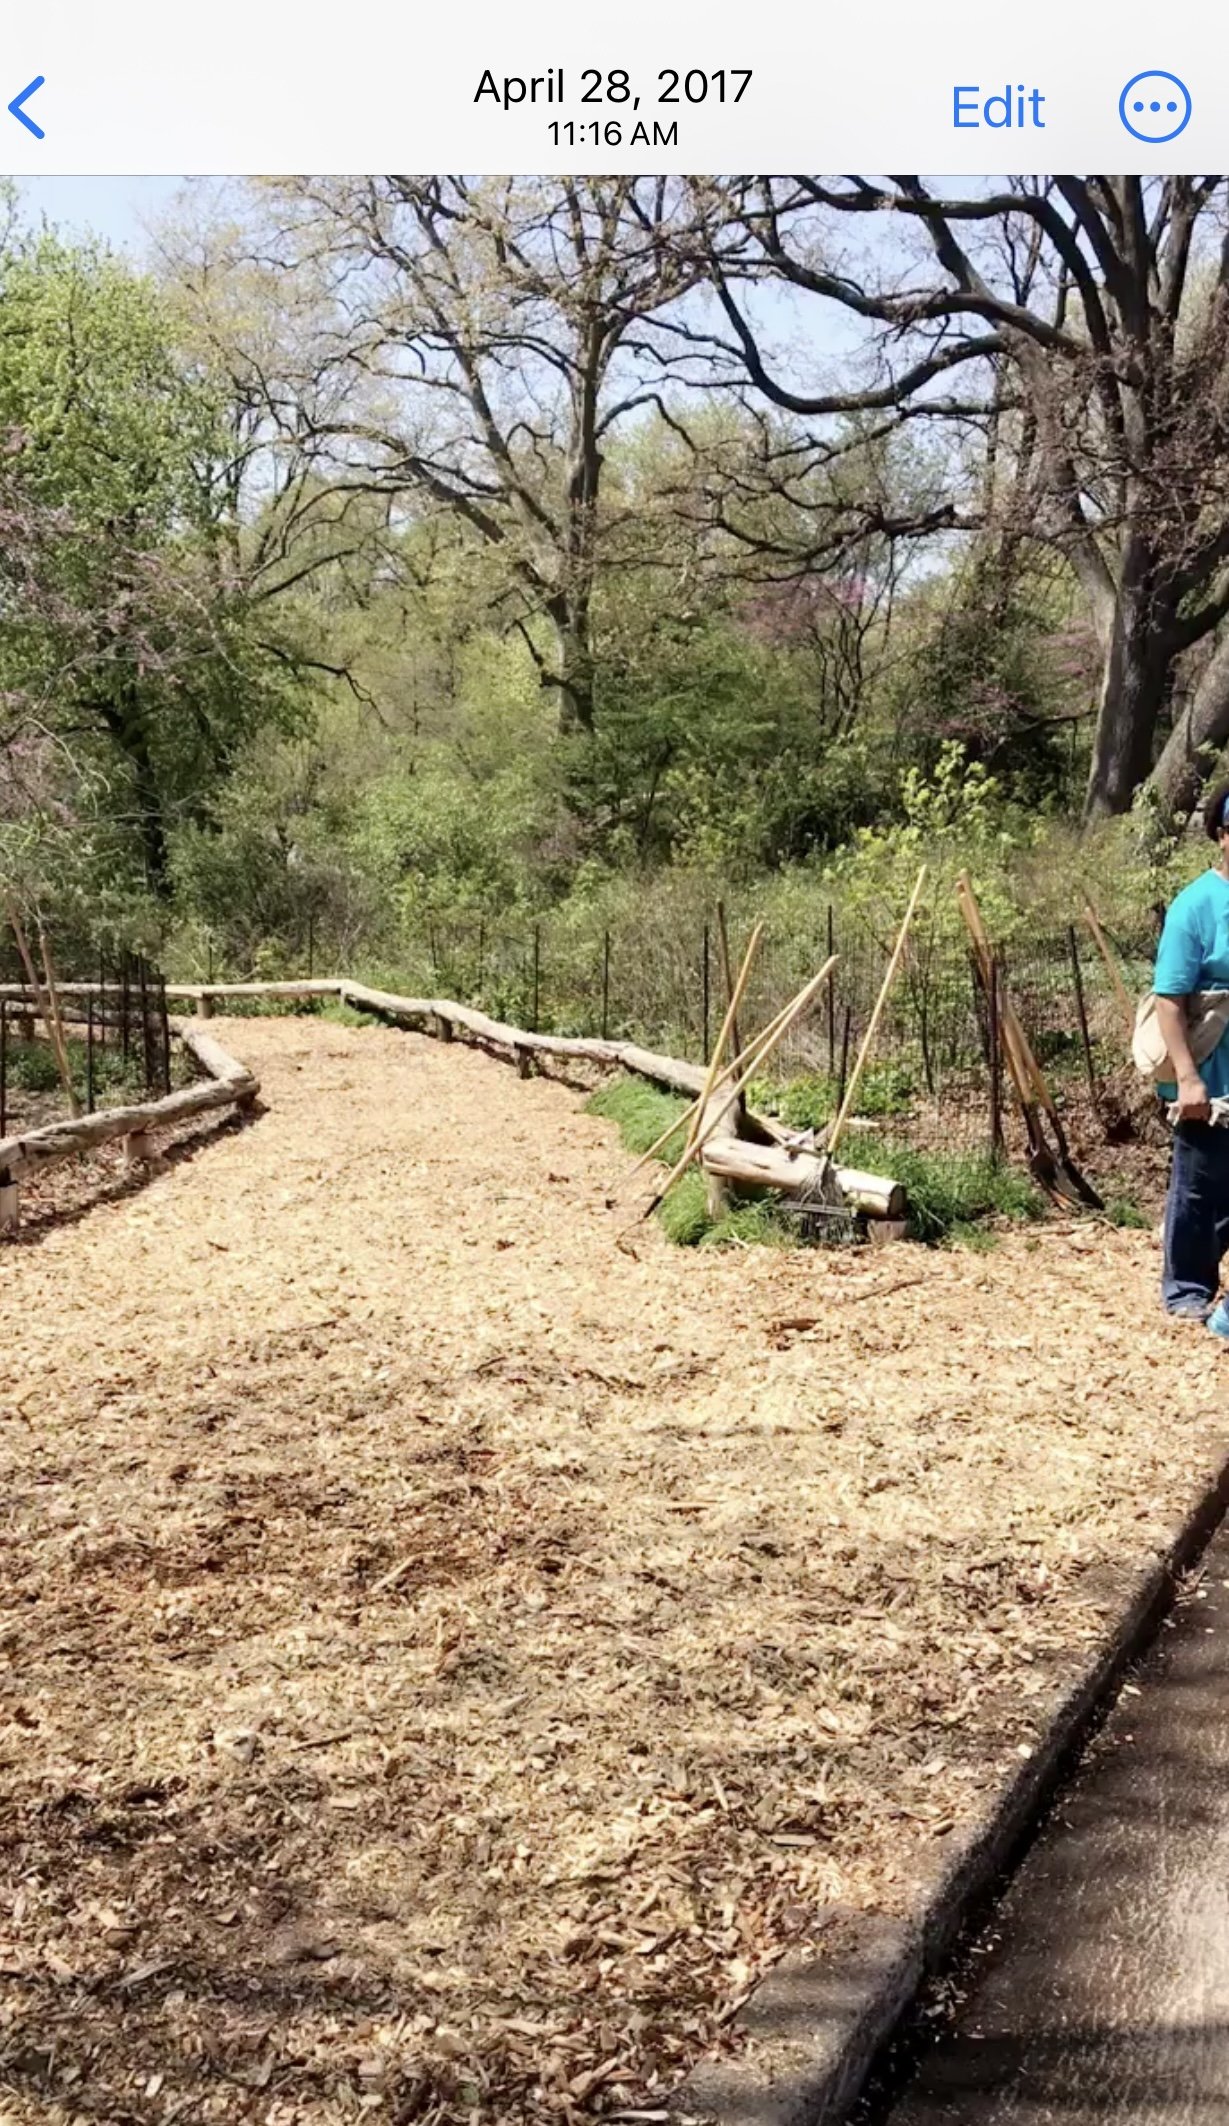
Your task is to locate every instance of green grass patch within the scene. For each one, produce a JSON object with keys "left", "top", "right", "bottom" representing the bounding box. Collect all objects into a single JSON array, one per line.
[
  {"left": 587, "top": 1075, "right": 799, "bottom": 1249},
  {"left": 877, "top": 1143, "right": 1044, "bottom": 1245},
  {"left": 585, "top": 1076, "right": 691, "bottom": 1165},
  {"left": 588, "top": 1074, "right": 1047, "bottom": 1253},
  {"left": 314, "top": 996, "right": 374, "bottom": 1028},
  {"left": 1104, "top": 1194, "right": 1150, "bottom": 1229}
]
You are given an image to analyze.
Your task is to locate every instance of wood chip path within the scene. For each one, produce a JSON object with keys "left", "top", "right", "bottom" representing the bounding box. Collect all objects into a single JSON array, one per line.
[{"left": 0, "top": 1016, "right": 1221, "bottom": 2124}]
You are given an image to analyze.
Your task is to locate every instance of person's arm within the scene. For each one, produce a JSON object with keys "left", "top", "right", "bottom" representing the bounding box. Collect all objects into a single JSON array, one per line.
[{"left": 1155, "top": 994, "right": 1212, "bottom": 1121}]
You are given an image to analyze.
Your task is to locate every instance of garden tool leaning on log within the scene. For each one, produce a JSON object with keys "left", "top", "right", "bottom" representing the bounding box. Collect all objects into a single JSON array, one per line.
[{"left": 957, "top": 876, "right": 1103, "bottom": 1211}]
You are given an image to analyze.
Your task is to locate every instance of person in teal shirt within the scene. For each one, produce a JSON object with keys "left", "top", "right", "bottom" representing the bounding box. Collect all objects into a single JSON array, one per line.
[{"left": 1154, "top": 779, "right": 1229, "bottom": 1331}]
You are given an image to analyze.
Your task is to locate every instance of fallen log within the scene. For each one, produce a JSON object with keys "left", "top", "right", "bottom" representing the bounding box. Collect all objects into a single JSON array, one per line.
[{"left": 700, "top": 1136, "right": 906, "bottom": 1220}]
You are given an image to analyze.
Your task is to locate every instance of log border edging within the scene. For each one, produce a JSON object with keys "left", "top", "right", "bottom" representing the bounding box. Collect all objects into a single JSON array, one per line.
[
  {"left": 669, "top": 1445, "right": 1229, "bottom": 2125},
  {"left": 0, "top": 1016, "right": 258, "bottom": 1221},
  {"left": 156, "top": 979, "right": 902, "bottom": 1219}
]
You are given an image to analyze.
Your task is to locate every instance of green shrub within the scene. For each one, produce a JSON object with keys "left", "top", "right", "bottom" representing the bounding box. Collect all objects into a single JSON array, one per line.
[
  {"left": 6, "top": 1038, "right": 62, "bottom": 1094},
  {"left": 749, "top": 1060, "right": 918, "bottom": 1129}
]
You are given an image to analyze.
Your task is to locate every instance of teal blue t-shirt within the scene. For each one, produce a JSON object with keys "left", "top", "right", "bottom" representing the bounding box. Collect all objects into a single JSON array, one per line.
[{"left": 1154, "top": 868, "right": 1229, "bottom": 1098}]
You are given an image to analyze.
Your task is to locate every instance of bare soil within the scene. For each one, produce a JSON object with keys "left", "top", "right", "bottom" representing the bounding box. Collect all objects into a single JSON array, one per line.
[{"left": 0, "top": 1015, "right": 1222, "bottom": 2125}]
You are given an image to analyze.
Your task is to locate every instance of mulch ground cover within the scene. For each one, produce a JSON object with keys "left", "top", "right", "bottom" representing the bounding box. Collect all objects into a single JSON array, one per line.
[{"left": 0, "top": 1016, "right": 1220, "bottom": 2124}]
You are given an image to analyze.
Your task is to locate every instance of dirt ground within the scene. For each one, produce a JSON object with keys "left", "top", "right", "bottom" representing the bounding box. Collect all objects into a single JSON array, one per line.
[{"left": 0, "top": 1015, "right": 1224, "bottom": 2126}]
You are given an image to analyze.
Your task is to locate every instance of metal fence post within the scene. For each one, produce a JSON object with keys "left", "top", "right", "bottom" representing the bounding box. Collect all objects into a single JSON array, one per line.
[
  {"left": 531, "top": 924, "right": 541, "bottom": 1033},
  {"left": 826, "top": 906, "right": 837, "bottom": 1073},
  {"left": 160, "top": 976, "right": 172, "bottom": 1096},
  {"left": 138, "top": 956, "right": 153, "bottom": 1093},
  {"left": 85, "top": 997, "right": 95, "bottom": 1115},
  {"left": 601, "top": 930, "right": 611, "bottom": 1042},
  {"left": 988, "top": 955, "right": 1003, "bottom": 1157}
]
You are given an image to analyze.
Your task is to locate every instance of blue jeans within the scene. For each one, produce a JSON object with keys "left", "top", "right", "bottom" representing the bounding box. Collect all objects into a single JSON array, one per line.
[{"left": 1162, "top": 1121, "right": 1229, "bottom": 1314}]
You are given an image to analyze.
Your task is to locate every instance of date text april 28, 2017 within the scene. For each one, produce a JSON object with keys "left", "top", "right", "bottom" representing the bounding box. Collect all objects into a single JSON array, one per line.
[{"left": 473, "top": 66, "right": 753, "bottom": 109}]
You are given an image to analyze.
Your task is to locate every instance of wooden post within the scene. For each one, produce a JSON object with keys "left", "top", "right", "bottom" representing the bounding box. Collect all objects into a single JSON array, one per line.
[
  {"left": 702, "top": 923, "right": 711, "bottom": 1063},
  {"left": 532, "top": 925, "right": 541, "bottom": 1034},
  {"left": 1067, "top": 923, "right": 1099, "bottom": 1109},
  {"left": 0, "top": 998, "right": 6, "bottom": 1143},
  {"left": 0, "top": 1178, "right": 18, "bottom": 1233},
  {"left": 122, "top": 1130, "right": 153, "bottom": 1171},
  {"left": 307, "top": 912, "right": 315, "bottom": 979},
  {"left": 197, "top": 993, "right": 214, "bottom": 1020},
  {"left": 85, "top": 998, "right": 95, "bottom": 1115},
  {"left": 121, "top": 955, "right": 131, "bottom": 1066},
  {"left": 98, "top": 954, "right": 107, "bottom": 1050},
  {"left": 601, "top": 930, "right": 611, "bottom": 1043}
]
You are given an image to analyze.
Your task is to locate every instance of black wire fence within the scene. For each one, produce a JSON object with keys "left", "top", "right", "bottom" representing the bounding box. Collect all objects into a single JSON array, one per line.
[
  {"left": 0, "top": 938, "right": 173, "bottom": 1143},
  {"left": 376, "top": 900, "right": 1163, "bottom": 1176}
]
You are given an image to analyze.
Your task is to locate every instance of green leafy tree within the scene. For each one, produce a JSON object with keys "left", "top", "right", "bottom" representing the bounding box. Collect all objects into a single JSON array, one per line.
[{"left": 0, "top": 229, "right": 306, "bottom": 898}]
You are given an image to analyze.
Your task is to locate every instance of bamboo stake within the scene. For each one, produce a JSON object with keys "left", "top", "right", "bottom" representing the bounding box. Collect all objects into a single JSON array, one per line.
[
  {"left": 6, "top": 907, "right": 49, "bottom": 1039},
  {"left": 637, "top": 954, "right": 838, "bottom": 1222},
  {"left": 677, "top": 921, "right": 763, "bottom": 1167},
  {"left": 1083, "top": 899, "right": 1136, "bottom": 1039},
  {"left": 37, "top": 924, "right": 80, "bottom": 1118},
  {"left": 621, "top": 977, "right": 823, "bottom": 1187},
  {"left": 957, "top": 877, "right": 1034, "bottom": 1109},
  {"left": 826, "top": 867, "right": 928, "bottom": 1160},
  {"left": 7, "top": 908, "right": 80, "bottom": 1116}
]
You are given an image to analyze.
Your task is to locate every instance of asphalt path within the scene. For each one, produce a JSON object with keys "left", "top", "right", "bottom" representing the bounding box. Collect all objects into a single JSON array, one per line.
[{"left": 881, "top": 1524, "right": 1229, "bottom": 2125}]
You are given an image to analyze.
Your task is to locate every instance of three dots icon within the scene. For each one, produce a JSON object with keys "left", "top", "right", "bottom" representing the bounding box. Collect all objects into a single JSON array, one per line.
[{"left": 1119, "top": 70, "right": 1192, "bottom": 142}]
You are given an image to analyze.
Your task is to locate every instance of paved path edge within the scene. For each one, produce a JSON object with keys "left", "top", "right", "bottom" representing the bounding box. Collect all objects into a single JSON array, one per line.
[{"left": 671, "top": 1443, "right": 1229, "bottom": 2126}]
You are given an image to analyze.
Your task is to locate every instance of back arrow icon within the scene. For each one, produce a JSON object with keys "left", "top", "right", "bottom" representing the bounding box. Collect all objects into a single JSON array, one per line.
[{"left": 9, "top": 76, "right": 45, "bottom": 139}]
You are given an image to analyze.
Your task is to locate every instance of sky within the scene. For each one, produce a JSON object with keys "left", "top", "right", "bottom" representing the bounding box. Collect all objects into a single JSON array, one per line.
[{"left": 16, "top": 174, "right": 182, "bottom": 253}]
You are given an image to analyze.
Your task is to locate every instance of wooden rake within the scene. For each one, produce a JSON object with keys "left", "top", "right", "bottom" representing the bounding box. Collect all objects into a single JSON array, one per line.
[{"left": 957, "top": 876, "right": 1102, "bottom": 1211}]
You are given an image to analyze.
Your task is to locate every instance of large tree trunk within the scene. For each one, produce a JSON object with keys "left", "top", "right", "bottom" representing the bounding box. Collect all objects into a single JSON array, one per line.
[
  {"left": 1083, "top": 566, "right": 1171, "bottom": 820},
  {"left": 549, "top": 600, "right": 596, "bottom": 734},
  {"left": 1147, "top": 628, "right": 1229, "bottom": 821}
]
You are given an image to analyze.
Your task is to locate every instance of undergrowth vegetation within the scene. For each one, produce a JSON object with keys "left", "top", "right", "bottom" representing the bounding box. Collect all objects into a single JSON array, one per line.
[{"left": 586, "top": 1073, "right": 1046, "bottom": 1249}]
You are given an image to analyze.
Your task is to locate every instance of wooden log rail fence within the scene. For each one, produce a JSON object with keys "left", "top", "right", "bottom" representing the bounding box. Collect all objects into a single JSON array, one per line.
[{"left": 0, "top": 977, "right": 903, "bottom": 1230}]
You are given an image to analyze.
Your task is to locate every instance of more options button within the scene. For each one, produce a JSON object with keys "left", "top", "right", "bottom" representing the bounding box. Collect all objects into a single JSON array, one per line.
[{"left": 1118, "top": 71, "right": 1192, "bottom": 142}]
